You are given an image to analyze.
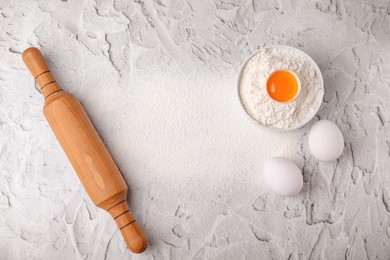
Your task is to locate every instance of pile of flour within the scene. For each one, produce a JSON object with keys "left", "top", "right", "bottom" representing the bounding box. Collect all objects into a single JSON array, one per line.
[{"left": 239, "top": 47, "right": 323, "bottom": 129}]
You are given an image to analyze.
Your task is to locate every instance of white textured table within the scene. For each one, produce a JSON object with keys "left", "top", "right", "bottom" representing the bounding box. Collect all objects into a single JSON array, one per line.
[{"left": 1, "top": 0, "right": 390, "bottom": 259}]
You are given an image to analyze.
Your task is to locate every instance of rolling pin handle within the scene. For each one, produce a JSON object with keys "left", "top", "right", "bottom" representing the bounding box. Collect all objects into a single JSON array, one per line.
[
  {"left": 108, "top": 201, "right": 148, "bottom": 253},
  {"left": 22, "top": 47, "right": 62, "bottom": 98}
]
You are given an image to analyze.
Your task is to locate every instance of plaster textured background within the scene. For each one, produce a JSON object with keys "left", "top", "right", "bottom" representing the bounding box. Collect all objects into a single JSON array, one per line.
[{"left": 1, "top": 0, "right": 390, "bottom": 259}]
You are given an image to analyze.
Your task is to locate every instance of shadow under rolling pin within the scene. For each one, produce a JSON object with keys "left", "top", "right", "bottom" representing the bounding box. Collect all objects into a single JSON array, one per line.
[{"left": 22, "top": 47, "right": 148, "bottom": 254}]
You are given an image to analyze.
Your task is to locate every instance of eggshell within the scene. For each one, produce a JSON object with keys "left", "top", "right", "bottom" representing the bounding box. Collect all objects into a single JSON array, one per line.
[
  {"left": 263, "top": 157, "right": 303, "bottom": 197},
  {"left": 308, "top": 120, "right": 344, "bottom": 162}
]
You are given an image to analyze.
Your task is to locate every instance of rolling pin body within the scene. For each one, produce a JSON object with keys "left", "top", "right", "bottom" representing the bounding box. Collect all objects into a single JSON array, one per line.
[{"left": 22, "top": 47, "right": 147, "bottom": 253}]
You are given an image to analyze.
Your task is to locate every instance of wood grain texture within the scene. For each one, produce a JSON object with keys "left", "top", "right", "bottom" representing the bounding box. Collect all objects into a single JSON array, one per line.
[
  {"left": 22, "top": 47, "right": 148, "bottom": 254},
  {"left": 43, "top": 92, "right": 128, "bottom": 208}
]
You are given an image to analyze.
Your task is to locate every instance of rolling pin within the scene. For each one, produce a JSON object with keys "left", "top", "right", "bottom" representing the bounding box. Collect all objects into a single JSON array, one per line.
[{"left": 22, "top": 47, "right": 148, "bottom": 253}]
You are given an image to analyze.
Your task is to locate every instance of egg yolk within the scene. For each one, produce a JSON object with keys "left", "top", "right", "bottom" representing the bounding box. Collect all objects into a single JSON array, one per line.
[{"left": 266, "top": 70, "right": 299, "bottom": 102}]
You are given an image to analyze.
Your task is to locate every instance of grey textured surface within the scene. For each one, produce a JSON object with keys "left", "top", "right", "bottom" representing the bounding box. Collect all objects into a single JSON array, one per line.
[{"left": 1, "top": 0, "right": 390, "bottom": 259}]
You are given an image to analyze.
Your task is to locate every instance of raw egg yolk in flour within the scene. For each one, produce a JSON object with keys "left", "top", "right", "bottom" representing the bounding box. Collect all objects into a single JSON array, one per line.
[{"left": 266, "top": 70, "right": 299, "bottom": 102}]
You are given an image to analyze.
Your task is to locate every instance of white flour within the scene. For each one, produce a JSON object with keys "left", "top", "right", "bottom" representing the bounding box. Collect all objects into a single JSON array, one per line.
[{"left": 239, "top": 47, "right": 323, "bottom": 129}]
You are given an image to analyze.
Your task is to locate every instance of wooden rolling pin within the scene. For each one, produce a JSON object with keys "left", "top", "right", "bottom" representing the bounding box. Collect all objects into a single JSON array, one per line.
[{"left": 22, "top": 47, "right": 148, "bottom": 253}]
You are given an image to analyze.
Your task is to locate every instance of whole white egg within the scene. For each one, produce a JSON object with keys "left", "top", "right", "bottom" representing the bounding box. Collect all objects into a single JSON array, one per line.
[
  {"left": 263, "top": 157, "right": 303, "bottom": 197},
  {"left": 308, "top": 120, "right": 344, "bottom": 162}
]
